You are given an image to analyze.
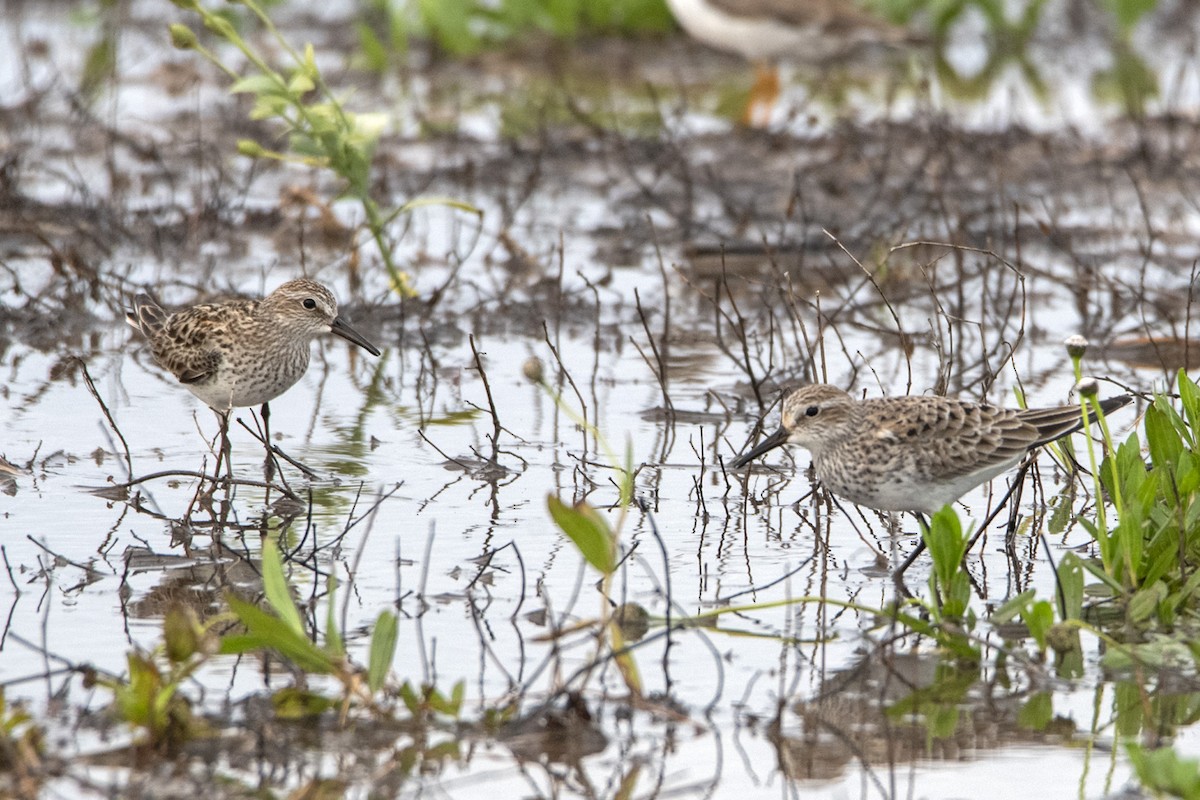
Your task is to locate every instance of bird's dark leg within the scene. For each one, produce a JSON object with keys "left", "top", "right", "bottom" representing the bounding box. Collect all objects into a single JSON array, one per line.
[
  {"left": 219, "top": 410, "right": 233, "bottom": 490},
  {"left": 964, "top": 459, "right": 1030, "bottom": 568},
  {"left": 261, "top": 402, "right": 275, "bottom": 486},
  {"left": 894, "top": 514, "right": 929, "bottom": 581},
  {"left": 202, "top": 409, "right": 234, "bottom": 513},
  {"left": 257, "top": 402, "right": 299, "bottom": 494}
]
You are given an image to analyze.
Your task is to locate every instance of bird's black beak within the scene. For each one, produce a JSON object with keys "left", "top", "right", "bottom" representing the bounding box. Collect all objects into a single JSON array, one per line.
[
  {"left": 730, "top": 426, "right": 790, "bottom": 468},
  {"left": 330, "top": 316, "right": 381, "bottom": 357}
]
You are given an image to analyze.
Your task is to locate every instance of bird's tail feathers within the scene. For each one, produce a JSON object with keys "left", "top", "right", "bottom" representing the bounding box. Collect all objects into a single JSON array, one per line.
[
  {"left": 1027, "top": 394, "right": 1133, "bottom": 448},
  {"left": 126, "top": 294, "right": 166, "bottom": 335}
]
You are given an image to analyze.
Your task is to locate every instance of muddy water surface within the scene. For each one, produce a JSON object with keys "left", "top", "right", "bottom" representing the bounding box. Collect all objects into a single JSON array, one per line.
[{"left": 3, "top": 1, "right": 1200, "bottom": 797}]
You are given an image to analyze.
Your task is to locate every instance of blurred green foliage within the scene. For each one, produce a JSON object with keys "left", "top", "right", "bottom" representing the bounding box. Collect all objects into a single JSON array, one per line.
[{"left": 358, "top": 0, "right": 675, "bottom": 64}]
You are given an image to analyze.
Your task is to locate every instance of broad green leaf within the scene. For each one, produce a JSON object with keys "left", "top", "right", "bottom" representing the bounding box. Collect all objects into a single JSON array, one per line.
[
  {"left": 1018, "top": 691, "right": 1053, "bottom": 731},
  {"left": 424, "top": 680, "right": 464, "bottom": 717},
  {"left": 249, "top": 94, "right": 289, "bottom": 120},
  {"left": 1178, "top": 370, "right": 1200, "bottom": 444},
  {"left": 230, "top": 74, "right": 285, "bottom": 95},
  {"left": 287, "top": 73, "right": 315, "bottom": 95},
  {"left": 449, "top": 680, "right": 465, "bottom": 714},
  {"left": 303, "top": 43, "right": 318, "bottom": 76},
  {"left": 1128, "top": 582, "right": 1166, "bottom": 624},
  {"left": 991, "top": 589, "right": 1036, "bottom": 624},
  {"left": 1056, "top": 552, "right": 1084, "bottom": 621},
  {"left": 163, "top": 604, "right": 200, "bottom": 664},
  {"left": 1100, "top": 0, "right": 1157, "bottom": 32},
  {"left": 367, "top": 611, "right": 398, "bottom": 693},
  {"left": 1177, "top": 450, "right": 1200, "bottom": 495},
  {"left": 1145, "top": 402, "right": 1182, "bottom": 471},
  {"left": 324, "top": 574, "right": 344, "bottom": 659},
  {"left": 548, "top": 495, "right": 616, "bottom": 574},
  {"left": 356, "top": 23, "right": 388, "bottom": 72},
  {"left": 260, "top": 539, "right": 306, "bottom": 637},
  {"left": 272, "top": 687, "right": 335, "bottom": 719},
  {"left": 399, "top": 681, "right": 419, "bottom": 714},
  {"left": 924, "top": 506, "right": 967, "bottom": 591},
  {"left": 79, "top": 37, "right": 116, "bottom": 100},
  {"left": 223, "top": 595, "right": 336, "bottom": 674},
  {"left": 925, "top": 703, "right": 959, "bottom": 739},
  {"left": 1047, "top": 491, "right": 1073, "bottom": 535}
]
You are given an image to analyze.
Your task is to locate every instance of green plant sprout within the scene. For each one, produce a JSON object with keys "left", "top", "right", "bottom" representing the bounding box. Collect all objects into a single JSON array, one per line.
[
  {"left": 525, "top": 355, "right": 642, "bottom": 694},
  {"left": 90, "top": 602, "right": 216, "bottom": 754},
  {"left": 219, "top": 539, "right": 402, "bottom": 719},
  {"left": 168, "top": 0, "right": 479, "bottom": 297},
  {"left": 94, "top": 537, "right": 423, "bottom": 747}
]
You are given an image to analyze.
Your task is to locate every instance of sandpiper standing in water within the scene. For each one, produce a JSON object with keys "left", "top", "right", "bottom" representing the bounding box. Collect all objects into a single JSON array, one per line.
[
  {"left": 126, "top": 278, "right": 381, "bottom": 480},
  {"left": 731, "top": 383, "right": 1131, "bottom": 572}
]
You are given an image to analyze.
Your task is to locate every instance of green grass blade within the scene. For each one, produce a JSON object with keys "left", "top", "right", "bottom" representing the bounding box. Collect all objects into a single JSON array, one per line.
[
  {"left": 261, "top": 539, "right": 306, "bottom": 637},
  {"left": 367, "top": 610, "right": 398, "bottom": 693}
]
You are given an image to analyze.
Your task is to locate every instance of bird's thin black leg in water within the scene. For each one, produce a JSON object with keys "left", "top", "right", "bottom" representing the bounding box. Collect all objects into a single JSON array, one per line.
[
  {"left": 894, "top": 514, "right": 929, "bottom": 580},
  {"left": 220, "top": 411, "right": 233, "bottom": 489},
  {"left": 257, "top": 402, "right": 300, "bottom": 495},
  {"left": 895, "top": 457, "right": 1036, "bottom": 582},
  {"left": 260, "top": 402, "right": 275, "bottom": 485},
  {"left": 204, "top": 409, "right": 235, "bottom": 496},
  {"left": 964, "top": 459, "right": 1031, "bottom": 565}
]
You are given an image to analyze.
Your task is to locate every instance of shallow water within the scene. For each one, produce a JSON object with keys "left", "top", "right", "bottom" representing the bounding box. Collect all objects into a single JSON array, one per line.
[{"left": 4, "top": 0, "right": 1200, "bottom": 796}]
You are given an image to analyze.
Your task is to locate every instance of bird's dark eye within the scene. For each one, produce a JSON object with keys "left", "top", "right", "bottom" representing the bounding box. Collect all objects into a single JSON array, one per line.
[
  {"left": 302, "top": 298, "right": 317, "bottom": 310},
  {"left": 805, "top": 405, "right": 820, "bottom": 417}
]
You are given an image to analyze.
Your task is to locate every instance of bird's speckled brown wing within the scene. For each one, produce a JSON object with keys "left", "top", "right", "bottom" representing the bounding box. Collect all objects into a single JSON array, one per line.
[
  {"left": 866, "top": 395, "right": 1132, "bottom": 483},
  {"left": 149, "top": 300, "right": 258, "bottom": 387},
  {"left": 864, "top": 396, "right": 1039, "bottom": 482}
]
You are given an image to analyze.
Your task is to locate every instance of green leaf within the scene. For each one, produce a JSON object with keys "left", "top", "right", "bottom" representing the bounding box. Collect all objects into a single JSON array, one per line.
[
  {"left": 163, "top": 604, "right": 200, "bottom": 664},
  {"left": 925, "top": 703, "right": 959, "bottom": 738},
  {"left": 1023, "top": 600, "right": 1054, "bottom": 650},
  {"left": 991, "top": 589, "right": 1036, "bottom": 624},
  {"left": 399, "top": 681, "right": 419, "bottom": 714},
  {"left": 1018, "top": 691, "right": 1053, "bottom": 731},
  {"left": 223, "top": 595, "right": 336, "bottom": 674},
  {"left": 168, "top": 23, "right": 199, "bottom": 49},
  {"left": 1099, "top": 0, "right": 1157, "bottom": 32},
  {"left": 924, "top": 506, "right": 968, "bottom": 592},
  {"left": 1056, "top": 552, "right": 1084, "bottom": 620},
  {"left": 1178, "top": 370, "right": 1200, "bottom": 444},
  {"left": 427, "top": 687, "right": 452, "bottom": 715},
  {"left": 260, "top": 539, "right": 306, "bottom": 637},
  {"left": 272, "top": 687, "right": 336, "bottom": 719},
  {"left": 357, "top": 23, "right": 388, "bottom": 72},
  {"left": 230, "top": 74, "right": 286, "bottom": 95},
  {"left": 1177, "top": 450, "right": 1200, "bottom": 495},
  {"left": 249, "top": 94, "right": 290, "bottom": 120},
  {"left": 547, "top": 495, "right": 616, "bottom": 574},
  {"left": 324, "top": 574, "right": 344, "bottom": 659},
  {"left": 1128, "top": 582, "right": 1167, "bottom": 624},
  {"left": 1145, "top": 402, "right": 1183, "bottom": 471},
  {"left": 367, "top": 611, "right": 398, "bottom": 693},
  {"left": 1047, "top": 491, "right": 1073, "bottom": 535},
  {"left": 1127, "top": 743, "right": 1200, "bottom": 800},
  {"left": 79, "top": 36, "right": 116, "bottom": 101},
  {"left": 287, "top": 72, "right": 315, "bottom": 95}
]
